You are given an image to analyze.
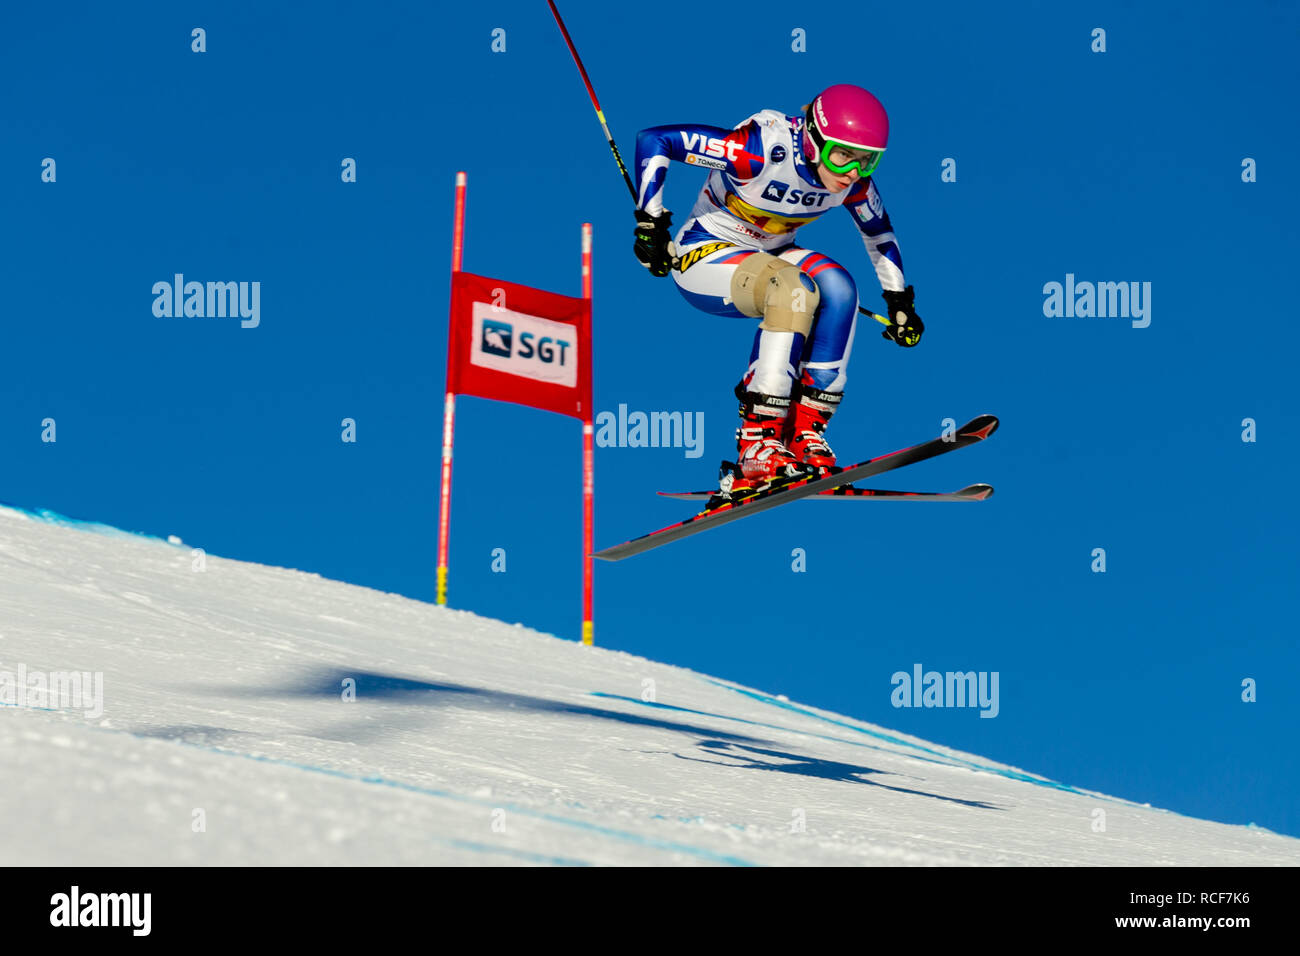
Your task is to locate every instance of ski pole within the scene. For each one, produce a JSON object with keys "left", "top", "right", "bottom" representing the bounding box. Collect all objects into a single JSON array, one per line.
[
  {"left": 859, "top": 306, "right": 891, "bottom": 327},
  {"left": 548, "top": 0, "right": 638, "bottom": 204}
]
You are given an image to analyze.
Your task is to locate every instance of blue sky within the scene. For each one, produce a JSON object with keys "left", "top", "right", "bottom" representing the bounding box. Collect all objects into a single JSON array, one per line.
[{"left": 3, "top": 1, "right": 1297, "bottom": 837}]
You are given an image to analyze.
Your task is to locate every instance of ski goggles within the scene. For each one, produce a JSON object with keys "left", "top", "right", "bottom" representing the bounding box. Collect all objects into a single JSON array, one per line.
[{"left": 819, "top": 141, "right": 884, "bottom": 178}]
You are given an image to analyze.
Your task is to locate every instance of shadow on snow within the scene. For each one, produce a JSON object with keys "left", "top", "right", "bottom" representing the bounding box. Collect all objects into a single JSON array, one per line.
[{"left": 676, "top": 741, "right": 1005, "bottom": 810}]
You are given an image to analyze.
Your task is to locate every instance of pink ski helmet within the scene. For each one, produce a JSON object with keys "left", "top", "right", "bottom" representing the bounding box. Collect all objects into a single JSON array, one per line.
[{"left": 804, "top": 84, "right": 889, "bottom": 177}]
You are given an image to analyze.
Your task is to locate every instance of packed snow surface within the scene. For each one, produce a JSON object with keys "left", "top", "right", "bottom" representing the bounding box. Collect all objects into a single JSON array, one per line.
[{"left": 1, "top": 504, "right": 1295, "bottom": 866}]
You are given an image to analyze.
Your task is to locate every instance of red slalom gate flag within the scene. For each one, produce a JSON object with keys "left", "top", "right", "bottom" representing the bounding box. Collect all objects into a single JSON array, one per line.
[{"left": 447, "top": 271, "right": 592, "bottom": 420}]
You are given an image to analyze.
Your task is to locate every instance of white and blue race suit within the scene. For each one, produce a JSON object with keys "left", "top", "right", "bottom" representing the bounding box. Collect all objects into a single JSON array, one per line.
[{"left": 634, "top": 108, "right": 906, "bottom": 395}]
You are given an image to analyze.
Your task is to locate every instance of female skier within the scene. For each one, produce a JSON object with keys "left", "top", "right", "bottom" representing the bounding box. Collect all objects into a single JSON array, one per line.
[{"left": 632, "top": 84, "right": 924, "bottom": 500}]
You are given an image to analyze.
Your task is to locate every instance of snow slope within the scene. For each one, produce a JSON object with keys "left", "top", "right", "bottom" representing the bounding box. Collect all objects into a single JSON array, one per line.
[{"left": 1, "top": 504, "right": 1295, "bottom": 867}]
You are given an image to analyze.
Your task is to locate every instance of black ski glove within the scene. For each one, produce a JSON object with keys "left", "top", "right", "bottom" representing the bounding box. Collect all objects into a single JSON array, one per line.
[
  {"left": 881, "top": 285, "right": 924, "bottom": 347},
  {"left": 633, "top": 209, "right": 674, "bottom": 277}
]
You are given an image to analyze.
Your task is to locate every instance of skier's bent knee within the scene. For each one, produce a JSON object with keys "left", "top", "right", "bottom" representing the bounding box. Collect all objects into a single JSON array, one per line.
[{"left": 729, "top": 254, "right": 820, "bottom": 336}]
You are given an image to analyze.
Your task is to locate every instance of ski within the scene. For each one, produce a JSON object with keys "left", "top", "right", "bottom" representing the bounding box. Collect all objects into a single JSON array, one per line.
[
  {"left": 657, "top": 482, "right": 994, "bottom": 502},
  {"left": 594, "top": 414, "right": 997, "bottom": 561}
]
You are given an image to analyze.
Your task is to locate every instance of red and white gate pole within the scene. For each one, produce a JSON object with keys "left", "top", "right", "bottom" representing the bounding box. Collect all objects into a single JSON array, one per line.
[
  {"left": 581, "top": 222, "right": 594, "bottom": 645},
  {"left": 436, "top": 171, "right": 467, "bottom": 606}
]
